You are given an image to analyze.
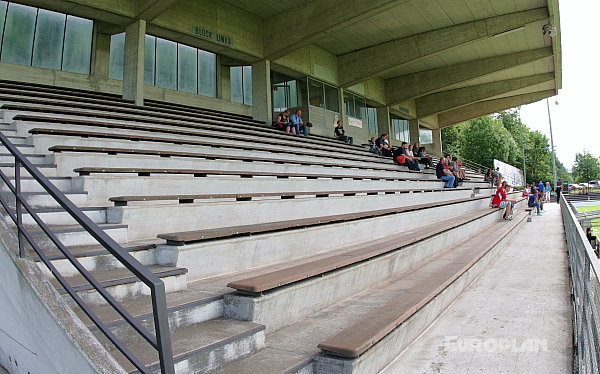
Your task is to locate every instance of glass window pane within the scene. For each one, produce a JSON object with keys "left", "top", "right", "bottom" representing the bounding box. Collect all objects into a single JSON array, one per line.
[
  {"left": 230, "top": 66, "right": 243, "bottom": 104},
  {"left": 419, "top": 127, "right": 433, "bottom": 144},
  {"left": 287, "top": 80, "right": 298, "bottom": 108},
  {"left": 324, "top": 84, "right": 339, "bottom": 112},
  {"left": 108, "top": 33, "right": 125, "bottom": 80},
  {"left": 1, "top": 3, "right": 37, "bottom": 66},
  {"left": 272, "top": 83, "right": 286, "bottom": 112},
  {"left": 308, "top": 78, "right": 324, "bottom": 108},
  {"left": 198, "top": 49, "right": 216, "bottom": 97},
  {"left": 144, "top": 35, "right": 155, "bottom": 85},
  {"left": 357, "top": 97, "right": 367, "bottom": 120},
  {"left": 177, "top": 44, "right": 197, "bottom": 94},
  {"left": 242, "top": 65, "right": 252, "bottom": 105},
  {"left": 343, "top": 92, "right": 355, "bottom": 118},
  {"left": 367, "top": 107, "right": 378, "bottom": 134},
  {"left": 0, "top": 1, "right": 9, "bottom": 52},
  {"left": 32, "top": 9, "right": 66, "bottom": 70},
  {"left": 62, "top": 15, "right": 93, "bottom": 74},
  {"left": 155, "top": 37, "right": 177, "bottom": 90}
]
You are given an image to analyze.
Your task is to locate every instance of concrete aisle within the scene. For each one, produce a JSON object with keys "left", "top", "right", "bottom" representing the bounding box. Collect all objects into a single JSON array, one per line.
[{"left": 382, "top": 202, "right": 573, "bottom": 374}]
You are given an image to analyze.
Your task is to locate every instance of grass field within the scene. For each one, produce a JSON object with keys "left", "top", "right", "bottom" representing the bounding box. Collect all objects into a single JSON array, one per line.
[{"left": 576, "top": 205, "right": 600, "bottom": 237}]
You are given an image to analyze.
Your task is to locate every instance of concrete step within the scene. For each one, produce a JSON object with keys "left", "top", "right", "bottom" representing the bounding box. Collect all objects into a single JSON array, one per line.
[
  {"left": 222, "top": 206, "right": 510, "bottom": 332},
  {"left": 25, "top": 222, "right": 128, "bottom": 249},
  {"left": 37, "top": 239, "right": 161, "bottom": 277},
  {"left": 0, "top": 190, "right": 88, "bottom": 208},
  {"left": 51, "top": 265, "right": 187, "bottom": 305},
  {"left": 17, "top": 206, "right": 107, "bottom": 226},
  {"left": 1, "top": 176, "right": 76, "bottom": 193},
  {"left": 0, "top": 163, "right": 58, "bottom": 177},
  {"left": 161, "top": 195, "right": 504, "bottom": 282},
  {"left": 0, "top": 153, "right": 47, "bottom": 164},
  {"left": 109, "top": 188, "right": 474, "bottom": 240},
  {"left": 109, "top": 319, "right": 265, "bottom": 374}
]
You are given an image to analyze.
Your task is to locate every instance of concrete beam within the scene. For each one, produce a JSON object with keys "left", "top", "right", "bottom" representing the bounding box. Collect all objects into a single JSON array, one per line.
[
  {"left": 385, "top": 48, "right": 553, "bottom": 105},
  {"left": 264, "top": 0, "right": 412, "bottom": 60},
  {"left": 437, "top": 90, "right": 555, "bottom": 128},
  {"left": 338, "top": 8, "right": 549, "bottom": 87},
  {"left": 416, "top": 73, "right": 555, "bottom": 117},
  {"left": 134, "top": 0, "right": 177, "bottom": 21}
]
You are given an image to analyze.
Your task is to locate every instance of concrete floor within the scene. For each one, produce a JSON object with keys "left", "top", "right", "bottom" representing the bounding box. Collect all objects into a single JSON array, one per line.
[{"left": 382, "top": 202, "right": 573, "bottom": 374}]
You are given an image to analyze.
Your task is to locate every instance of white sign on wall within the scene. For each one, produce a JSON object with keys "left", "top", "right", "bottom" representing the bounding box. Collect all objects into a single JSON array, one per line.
[
  {"left": 493, "top": 159, "right": 524, "bottom": 187},
  {"left": 347, "top": 116, "right": 363, "bottom": 128}
]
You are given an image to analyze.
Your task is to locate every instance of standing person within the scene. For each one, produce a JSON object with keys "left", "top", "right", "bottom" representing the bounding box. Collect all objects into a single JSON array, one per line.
[
  {"left": 544, "top": 182, "right": 551, "bottom": 201},
  {"left": 376, "top": 134, "right": 393, "bottom": 157},
  {"left": 491, "top": 167, "right": 501, "bottom": 187},
  {"left": 556, "top": 181, "right": 563, "bottom": 203},
  {"left": 334, "top": 120, "right": 353, "bottom": 144},
  {"left": 537, "top": 181, "right": 545, "bottom": 201},
  {"left": 289, "top": 109, "right": 311, "bottom": 137},
  {"left": 436, "top": 157, "right": 455, "bottom": 188}
]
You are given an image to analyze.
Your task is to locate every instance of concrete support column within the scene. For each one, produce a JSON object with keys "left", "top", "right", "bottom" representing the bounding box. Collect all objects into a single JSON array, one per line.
[
  {"left": 91, "top": 31, "right": 110, "bottom": 80},
  {"left": 376, "top": 106, "right": 391, "bottom": 136},
  {"left": 431, "top": 128, "right": 443, "bottom": 157},
  {"left": 123, "top": 19, "right": 146, "bottom": 105},
  {"left": 408, "top": 119, "right": 420, "bottom": 145},
  {"left": 251, "top": 60, "right": 272, "bottom": 123}
]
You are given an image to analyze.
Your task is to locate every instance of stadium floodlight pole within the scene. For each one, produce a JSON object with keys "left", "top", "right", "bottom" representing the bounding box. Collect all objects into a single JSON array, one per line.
[{"left": 545, "top": 98, "right": 558, "bottom": 192}]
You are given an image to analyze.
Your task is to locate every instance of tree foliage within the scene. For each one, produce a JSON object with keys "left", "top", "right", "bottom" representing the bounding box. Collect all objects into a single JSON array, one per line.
[
  {"left": 441, "top": 109, "right": 570, "bottom": 185},
  {"left": 572, "top": 151, "right": 600, "bottom": 183}
]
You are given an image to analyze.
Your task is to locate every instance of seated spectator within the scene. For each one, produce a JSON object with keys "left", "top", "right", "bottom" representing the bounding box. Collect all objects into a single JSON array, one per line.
[
  {"left": 368, "top": 137, "right": 380, "bottom": 154},
  {"left": 491, "top": 167, "right": 501, "bottom": 187},
  {"left": 484, "top": 168, "right": 492, "bottom": 185},
  {"left": 416, "top": 146, "right": 433, "bottom": 168},
  {"left": 436, "top": 157, "right": 456, "bottom": 188},
  {"left": 528, "top": 187, "right": 542, "bottom": 215},
  {"left": 334, "top": 120, "right": 353, "bottom": 144},
  {"left": 401, "top": 142, "right": 420, "bottom": 171},
  {"left": 289, "top": 109, "right": 312, "bottom": 137},
  {"left": 490, "top": 181, "right": 514, "bottom": 219},
  {"left": 521, "top": 184, "right": 531, "bottom": 198},
  {"left": 376, "top": 134, "right": 393, "bottom": 157},
  {"left": 273, "top": 109, "right": 291, "bottom": 132},
  {"left": 450, "top": 157, "right": 466, "bottom": 181}
]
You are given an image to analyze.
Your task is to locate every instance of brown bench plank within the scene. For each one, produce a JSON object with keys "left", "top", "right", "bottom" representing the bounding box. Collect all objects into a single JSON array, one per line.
[
  {"left": 47, "top": 145, "right": 419, "bottom": 174},
  {"left": 317, "top": 211, "right": 526, "bottom": 358},
  {"left": 226, "top": 208, "right": 496, "bottom": 293},
  {"left": 157, "top": 195, "right": 494, "bottom": 245}
]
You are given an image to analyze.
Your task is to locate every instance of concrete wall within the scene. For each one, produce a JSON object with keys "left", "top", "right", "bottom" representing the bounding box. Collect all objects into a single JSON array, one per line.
[{"left": 0, "top": 218, "right": 124, "bottom": 374}]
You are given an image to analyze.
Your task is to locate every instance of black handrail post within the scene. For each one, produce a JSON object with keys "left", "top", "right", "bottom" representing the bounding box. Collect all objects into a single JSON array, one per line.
[
  {"left": 152, "top": 282, "right": 175, "bottom": 374},
  {"left": 14, "top": 159, "right": 25, "bottom": 258}
]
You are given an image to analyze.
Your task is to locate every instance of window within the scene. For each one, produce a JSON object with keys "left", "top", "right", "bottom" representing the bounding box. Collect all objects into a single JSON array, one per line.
[
  {"left": 366, "top": 106, "right": 378, "bottom": 134},
  {"left": 391, "top": 117, "right": 410, "bottom": 142},
  {"left": 231, "top": 66, "right": 252, "bottom": 105},
  {"left": 0, "top": 2, "right": 93, "bottom": 74},
  {"left": 109, "top": 33, "right": 218, "bottom": 97},
  {"left": 343, "top": 92, "right": 368, "bottom": 119},
  {"left": 419, "top": 127, "right": 433, "bottom": 144},
  {"left": 272, "top": 78, "right": 300, "bottom": 113},
  {"left": 343, "top": 92, "right": 355, "bottom": 118}
]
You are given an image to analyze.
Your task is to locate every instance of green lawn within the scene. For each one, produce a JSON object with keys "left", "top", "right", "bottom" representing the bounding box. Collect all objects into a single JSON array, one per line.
[{"left": 576, "top": 206, "right": 600, "bottom": 238}]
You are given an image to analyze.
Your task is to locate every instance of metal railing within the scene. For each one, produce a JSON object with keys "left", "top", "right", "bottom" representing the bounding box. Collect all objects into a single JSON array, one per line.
[
  {"left": 0, "top": 132, "right": 175, "bottom": 373},
  {"left": 561, "top": 197, "right": 600, "bottom": 374}
]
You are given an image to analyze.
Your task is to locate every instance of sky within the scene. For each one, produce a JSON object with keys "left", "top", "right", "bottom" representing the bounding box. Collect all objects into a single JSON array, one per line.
[{"left": 519, "top": 0, "right": 600, "bottom": 170}]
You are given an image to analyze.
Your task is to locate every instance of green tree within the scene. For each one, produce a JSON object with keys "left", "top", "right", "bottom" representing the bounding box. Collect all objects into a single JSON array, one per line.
[
  {"left": 572, "top": 151, "right": 600, "bottom": 183},
  {"left": 458, "top": 116, "right": 518, "bottom": 168},
  {"left": 496, "top": 109, "right": 529, "bottom": 168},
  {"left": 523, "top": 131, "right": 553, "bottom": 184},
  {"left": 441, "top": 123, "right": 463, "bottom": 156}
]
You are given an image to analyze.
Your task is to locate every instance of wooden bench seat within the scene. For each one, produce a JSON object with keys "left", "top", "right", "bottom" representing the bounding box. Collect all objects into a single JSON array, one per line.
[
  {"left": 72, "top": 165, "right": 436, "bottom": 182},
  {"left": 48, "top": 145, "right": 421, "bottom": 174},
  {"left": 108, "top": 187, "right": 465, "bottom": 206},
  {"left": 157, "top": 195, "right": 487, "bottom": 245},
  {"left": 28, "top": 127, "right": 401, "bottom": 167},
  {"left": 227, "top": 206, "right": 498, "bottom": 294},
  {"left": 316, "top": 210, "right": 527, "bottom": 359}
]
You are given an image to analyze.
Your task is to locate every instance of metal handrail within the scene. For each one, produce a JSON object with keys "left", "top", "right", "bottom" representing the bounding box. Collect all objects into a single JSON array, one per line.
[
  {"left": 561, "top": 198, "right": 600, "bottom": 374},
  {"left": 0, "top": 132, "right": 174, "bottom": 373}
]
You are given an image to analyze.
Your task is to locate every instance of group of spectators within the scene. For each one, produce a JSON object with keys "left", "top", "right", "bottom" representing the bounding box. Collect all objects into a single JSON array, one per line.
[
  {"left": 435, "top": 154, "right": 466, "bottom": 188},
  {"left": 273, "top": 109, "right": 313, "bottom": 137},
  {"left": 490, "top": 179, "right": 558, "bottom": 221}
]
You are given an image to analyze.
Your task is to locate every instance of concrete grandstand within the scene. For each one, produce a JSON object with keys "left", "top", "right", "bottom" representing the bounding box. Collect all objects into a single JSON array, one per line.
[{"left": 0, "top": 1, "right": 583, "bottom": 374}]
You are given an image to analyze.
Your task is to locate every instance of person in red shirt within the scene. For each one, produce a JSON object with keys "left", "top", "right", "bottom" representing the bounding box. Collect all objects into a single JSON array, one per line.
[{"left": 491, "top": 182, "right": 516, "bottom": 220}]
